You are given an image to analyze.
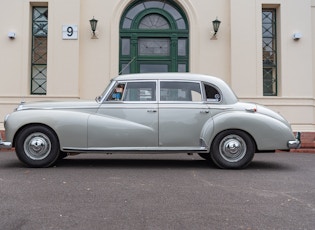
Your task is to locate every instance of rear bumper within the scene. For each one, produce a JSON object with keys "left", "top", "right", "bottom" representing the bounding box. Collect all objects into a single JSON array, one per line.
[{"left": 287, "top": 132, "right": 301, "bottom": 149}]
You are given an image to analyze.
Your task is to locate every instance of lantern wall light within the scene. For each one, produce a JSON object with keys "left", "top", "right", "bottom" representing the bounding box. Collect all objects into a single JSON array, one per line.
[
  {"left": 212, "top": 17, "right": 221, "bottom": 38},
  {"left": 89, "top": 16, "right": 98, "bottom": 39}
]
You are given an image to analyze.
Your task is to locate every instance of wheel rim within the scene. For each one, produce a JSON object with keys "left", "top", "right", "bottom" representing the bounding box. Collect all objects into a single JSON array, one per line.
[
  {"left": 219, "top": 134, "right": 247, "bottom": 163},
  {"left": 23, "top": 132, "right": 52, "bottom": 160}
]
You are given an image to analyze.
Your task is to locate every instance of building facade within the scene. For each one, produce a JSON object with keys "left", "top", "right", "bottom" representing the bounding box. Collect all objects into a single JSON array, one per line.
[{"left": 0, "top": 0, "right": 314, "bottom": 132}]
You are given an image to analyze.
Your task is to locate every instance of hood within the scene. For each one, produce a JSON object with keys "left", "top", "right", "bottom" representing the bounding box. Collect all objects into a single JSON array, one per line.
[{"left": 15, "top": 100, "right": 99, "bottom": 111}]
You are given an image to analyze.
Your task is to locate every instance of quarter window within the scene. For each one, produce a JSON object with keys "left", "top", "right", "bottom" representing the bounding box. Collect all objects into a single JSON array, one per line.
[{"left": 203, "top": 84, "right": 221, "bottom": 102}]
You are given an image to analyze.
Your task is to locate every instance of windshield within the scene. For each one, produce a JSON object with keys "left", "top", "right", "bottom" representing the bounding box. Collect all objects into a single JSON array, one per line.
[{"left": 95, "top": 80, "right": 115, "bottom": 103}]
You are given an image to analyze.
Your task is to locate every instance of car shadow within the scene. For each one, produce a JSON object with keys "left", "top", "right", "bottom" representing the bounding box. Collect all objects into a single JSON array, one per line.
[
  {"left": 52, "top": 155, "right": 294, "bottom": 171},
  {"left": 1, "top": 152, "right": 294, "bottom": 171},
  {"left": 247, "top": 160, "right": 294, "bottom": 171},
  {"left": 56, "top": 157, "right": 214, "bottom": 169}
]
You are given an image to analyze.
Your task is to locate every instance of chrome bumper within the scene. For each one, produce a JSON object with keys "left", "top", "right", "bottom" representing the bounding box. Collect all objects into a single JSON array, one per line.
[
  {"left": 0, "top": 137, "right": 12, "bottom": 149},
  {"left": 288, "top": 132, "right": 301, "bottom": 149}
]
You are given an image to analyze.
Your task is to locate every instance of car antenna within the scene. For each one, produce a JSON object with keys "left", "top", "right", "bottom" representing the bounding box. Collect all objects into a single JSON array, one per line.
[{"left": 119, "top": 56, "right": 136, "bottom": 75}]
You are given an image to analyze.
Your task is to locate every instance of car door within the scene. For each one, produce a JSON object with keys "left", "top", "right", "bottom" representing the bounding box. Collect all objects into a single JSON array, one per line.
[
  {"left": 158, "top": 80, "right": 213, "bottom": 150},
  {"left": 88, "top": 81, "right": 158, "bottom": 149}
]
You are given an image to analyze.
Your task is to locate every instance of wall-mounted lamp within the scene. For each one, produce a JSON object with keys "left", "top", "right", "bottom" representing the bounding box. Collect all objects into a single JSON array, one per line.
[
  {"left": 212, "top": 17, "right": 221, "bottom": 38},
  {"left": 293, "top": 33, "right": 302, "bottom": 41},
  {"left": 89, "top": 17, "right": 98, "bottom": 39},
  {"left": 8, "top": 32, "right": 16, "bottom": 39}
]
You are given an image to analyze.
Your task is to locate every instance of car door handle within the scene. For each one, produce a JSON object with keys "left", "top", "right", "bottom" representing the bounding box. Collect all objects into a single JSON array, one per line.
[
  {"left": 200, "top": 110, "right": 210, "bottom": 114},
  {"left": 147, "top": 109, "right": 157, "bottom": 113}
]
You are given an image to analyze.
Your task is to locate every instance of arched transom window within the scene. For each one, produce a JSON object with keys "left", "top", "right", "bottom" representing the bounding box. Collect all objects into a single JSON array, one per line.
[{"left": 120, "top": 0, "right": 189, "bottom": 74}]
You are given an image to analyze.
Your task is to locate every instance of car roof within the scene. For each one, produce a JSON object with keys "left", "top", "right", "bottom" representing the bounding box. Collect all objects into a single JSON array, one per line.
[{"left": 114, "top": 73, "right": 223, "bottom": 84}]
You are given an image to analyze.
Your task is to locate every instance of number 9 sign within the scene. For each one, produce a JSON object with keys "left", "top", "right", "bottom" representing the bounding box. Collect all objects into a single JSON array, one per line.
[{"left": 62, "top": 25, "right": 78, "bottom": 40}]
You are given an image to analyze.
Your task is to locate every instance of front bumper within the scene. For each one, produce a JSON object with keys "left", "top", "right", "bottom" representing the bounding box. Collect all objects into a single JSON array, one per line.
[
  {"left": 0, "top": 136, "right": 12, "bottom": 149},
  {"left": 287, "top": 132, "right": 301, "bottom": 149}
]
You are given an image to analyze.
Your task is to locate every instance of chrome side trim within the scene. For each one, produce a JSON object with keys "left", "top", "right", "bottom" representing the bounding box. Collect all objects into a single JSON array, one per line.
[{"left": 63, "top": 146, "right": 208, "bottom": 153}]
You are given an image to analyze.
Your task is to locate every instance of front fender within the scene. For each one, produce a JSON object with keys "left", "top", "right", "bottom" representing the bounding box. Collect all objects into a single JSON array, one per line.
[
  {"left": 6, "top": 110, "right": 89, "bottom": 149},
  {"left": 201, "top": 111, "right": 295, "bottom": 151}
]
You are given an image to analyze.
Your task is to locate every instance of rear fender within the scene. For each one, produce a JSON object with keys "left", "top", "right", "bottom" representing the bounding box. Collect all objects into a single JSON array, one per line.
[{"left": 201, "top": 111, "right": 295, "bottom": 151}]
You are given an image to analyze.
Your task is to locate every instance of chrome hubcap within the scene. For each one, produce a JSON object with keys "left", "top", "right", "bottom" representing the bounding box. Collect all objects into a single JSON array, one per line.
[
  {"left": 219, "top": 135, "right": 247, "bottom": 162},
  {"left": 24, "top": 132, "right": 51, "bottom": 160}
]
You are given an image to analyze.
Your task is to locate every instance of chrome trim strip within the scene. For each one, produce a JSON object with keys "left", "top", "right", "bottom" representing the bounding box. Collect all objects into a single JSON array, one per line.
[{"left": 63, "top": 146, "right": 208, "bottom": 153}]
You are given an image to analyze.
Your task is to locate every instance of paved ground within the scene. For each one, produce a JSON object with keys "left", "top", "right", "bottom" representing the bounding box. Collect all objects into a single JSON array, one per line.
[{"left": 0, "top": 151, "right": 314, "bottom": 230}]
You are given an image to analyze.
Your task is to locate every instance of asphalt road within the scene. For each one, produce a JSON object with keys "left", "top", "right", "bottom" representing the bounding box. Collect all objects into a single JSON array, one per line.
[{"left": 0, "top": 151, "right": 314, "bottom": 230}]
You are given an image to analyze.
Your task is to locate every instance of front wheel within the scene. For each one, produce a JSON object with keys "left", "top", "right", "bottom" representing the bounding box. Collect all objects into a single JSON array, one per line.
[
  {"left": 210, "top": 130, "right": 255, "bottom": 169},
  {"left": 15, "top": 125, "right": 60, "bottom": 168}
]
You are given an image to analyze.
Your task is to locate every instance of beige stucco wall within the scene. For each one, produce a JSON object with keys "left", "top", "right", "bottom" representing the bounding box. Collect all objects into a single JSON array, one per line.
[{"left": 0, "top": 0, "right": 314, "bottom": 132}]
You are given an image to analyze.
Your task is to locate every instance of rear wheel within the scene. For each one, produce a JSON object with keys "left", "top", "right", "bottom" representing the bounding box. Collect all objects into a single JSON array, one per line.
[
  {"left": 15, "top": 125, "right": 60, "bottom": 167},
  {"left": 211, "top": 130, "right": 255, "bottom": 169}
]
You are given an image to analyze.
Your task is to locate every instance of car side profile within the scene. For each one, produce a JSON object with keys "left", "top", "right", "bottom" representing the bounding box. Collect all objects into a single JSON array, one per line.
[{"left": 0, "top": 73, "right": 300, "bottom": 169}]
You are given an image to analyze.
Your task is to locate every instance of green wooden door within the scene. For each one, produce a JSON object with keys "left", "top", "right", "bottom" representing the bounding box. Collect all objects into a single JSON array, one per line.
[{"left": 119, "top": 1, "right": 189, "bottom": 74}]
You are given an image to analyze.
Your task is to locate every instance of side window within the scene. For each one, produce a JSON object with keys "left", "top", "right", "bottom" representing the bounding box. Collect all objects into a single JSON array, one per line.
[
  {"left": 204, "top": 83, "right": 221, "bottom": 102},
  {"left": 160, "top": 81, "right": 202, "bottom": 102},
  {"left": 107, "top": 83, "right": 126, "bottom": 101},
  {"left": 123, "top": 82, "right": 156, "bottom": 101}
]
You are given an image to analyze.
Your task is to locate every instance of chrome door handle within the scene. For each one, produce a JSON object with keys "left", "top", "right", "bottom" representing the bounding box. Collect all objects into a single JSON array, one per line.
[
  {"left": 200, "top": 110, "right": 210, "bottom": 114},
  {"left": 147, "top": 109, "right": 157, "bottom": 113}
]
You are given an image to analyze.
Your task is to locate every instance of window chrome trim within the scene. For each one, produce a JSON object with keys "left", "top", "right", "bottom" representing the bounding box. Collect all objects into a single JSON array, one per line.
[
  {"left": 103, "top": 80, "right": 158, "bottom": 103},
  {"left": 158, "top": 80, "right": 203, "bottom": 103},
  {"left": 202, "top": 82, "right": 223, "bottom": 104}
]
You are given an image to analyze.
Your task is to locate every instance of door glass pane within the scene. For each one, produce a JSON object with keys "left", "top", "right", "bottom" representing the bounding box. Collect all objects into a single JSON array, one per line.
[
  {"left": 178, "top": 64, "right": 186, "bottom": 72},
  {"left": 121, "top": 63, "right": 130, "bottom": 74},
  {"left": 124, "top": 82, "right": 156, "bottom": 101},
  {"left": 138, "top": 38, "right": 170, "bottom": 56},
  {"left": 121, "top": 38, "right": 130, "bottom": 55},
  {"left": 178, "top": 39, "right": 186, "bottom": 56},
  {"left": 140, "top": 64, "right": 168, "bottom": 73}
]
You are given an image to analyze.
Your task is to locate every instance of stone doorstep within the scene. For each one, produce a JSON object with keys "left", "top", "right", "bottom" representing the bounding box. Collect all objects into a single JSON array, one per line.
[{"left": 1, "top": 130, "right": 315, "bottom": 153}]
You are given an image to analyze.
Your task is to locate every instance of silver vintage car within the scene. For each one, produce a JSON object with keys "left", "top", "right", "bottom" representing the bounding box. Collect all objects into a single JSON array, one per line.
[{"left": 0, "top": 73, "right": 300, "bottom": 168}]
